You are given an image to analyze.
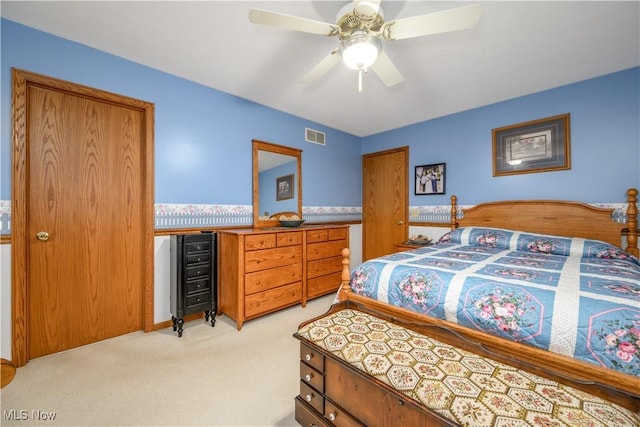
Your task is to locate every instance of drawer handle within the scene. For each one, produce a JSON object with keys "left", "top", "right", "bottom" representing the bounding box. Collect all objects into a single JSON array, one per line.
[
  {"left": 304, "top": 373, "right": 313, "bottom": 382},
  {"left": 398, "top": 399, "right": 404, "bottom": 406},
  {"left": 305, "top": 353, "right": 313, "bottom": 361},
  {"left": 305, "top": 393, "right": 313, "bottom": 402},
  {"left": 328, "top": 412, "right": 336, "bottom": 421}
]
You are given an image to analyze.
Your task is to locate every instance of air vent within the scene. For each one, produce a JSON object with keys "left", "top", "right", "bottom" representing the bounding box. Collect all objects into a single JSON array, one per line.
[{"left": 305, "top": 128, "right": 326, "bottom": 146}]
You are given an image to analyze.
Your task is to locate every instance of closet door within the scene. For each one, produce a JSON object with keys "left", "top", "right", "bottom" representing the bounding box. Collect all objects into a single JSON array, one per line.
[
  {"left": 362, "top": 147, "right": 408, "bottom": 260},
  {"left": 12, "top": 70, "right": 155, "bottom": 364}
]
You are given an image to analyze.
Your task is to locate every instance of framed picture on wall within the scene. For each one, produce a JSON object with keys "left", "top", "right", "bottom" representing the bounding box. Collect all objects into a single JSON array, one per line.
[
  {"left": 276, "top": 174, "right": 294, "bottom": 201},
  {"left": 415, "top": 163, "right": 446, "bottom": 195},
  {"left": 492, "top": 113, "right": 571, "bottom": 176}
]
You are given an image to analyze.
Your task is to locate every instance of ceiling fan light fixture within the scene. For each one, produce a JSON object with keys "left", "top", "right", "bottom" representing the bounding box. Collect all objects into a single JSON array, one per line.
[{"left": 340, "top": 32, "right": 381, "bottom": 70}]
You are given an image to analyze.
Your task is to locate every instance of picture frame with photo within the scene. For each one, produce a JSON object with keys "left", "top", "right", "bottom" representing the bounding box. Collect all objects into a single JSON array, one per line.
[
  {"left": 492, "top": 114, "right": 571, "bottom": 176},
  {"left": 415, "top": 163, "right": 446, "bottom": 195},
  {"left": 276, "top": 174, "right": 294, "bottom": 201}
]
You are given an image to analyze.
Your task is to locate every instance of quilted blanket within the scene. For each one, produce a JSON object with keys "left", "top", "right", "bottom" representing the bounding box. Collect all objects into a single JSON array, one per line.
[{"left": 349, "top": 227, "right": 640, "bottom": 377}]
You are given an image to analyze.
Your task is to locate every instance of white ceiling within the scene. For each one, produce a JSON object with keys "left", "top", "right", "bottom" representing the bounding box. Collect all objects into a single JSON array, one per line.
[{"left": 2, "top": 1, "right": 639, "bottom": 137}]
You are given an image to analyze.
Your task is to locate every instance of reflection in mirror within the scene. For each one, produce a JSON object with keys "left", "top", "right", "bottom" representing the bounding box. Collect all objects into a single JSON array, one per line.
[
  {"left": 252, "top": 140, "right": 302, "bottom": 228},
  {"left": 258, "top": 151, "right": 297, "bottom": 216}
]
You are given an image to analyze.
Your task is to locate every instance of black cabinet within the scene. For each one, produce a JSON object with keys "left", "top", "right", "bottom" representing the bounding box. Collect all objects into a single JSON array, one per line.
[{"left": 170, "top": 233, "right": 217, "bottom": 337}]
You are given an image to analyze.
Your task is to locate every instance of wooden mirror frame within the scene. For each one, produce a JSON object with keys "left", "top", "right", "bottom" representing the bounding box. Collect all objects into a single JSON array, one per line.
[{"left": 252, "top": 139, "right": 302, "bottom": 228}]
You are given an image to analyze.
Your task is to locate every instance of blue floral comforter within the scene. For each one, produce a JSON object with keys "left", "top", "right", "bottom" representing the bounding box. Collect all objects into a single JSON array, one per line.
[{"left": 349, "top": 227, "right": 640, "bottom": 377}]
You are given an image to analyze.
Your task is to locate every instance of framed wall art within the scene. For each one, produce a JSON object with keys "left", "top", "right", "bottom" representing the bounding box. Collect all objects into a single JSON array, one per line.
[
  {"left": 415, "top": 163, "right": 446, "bottom": 195},
  {"left": 492, "top": 113, "right": 571, "bottom": 176},
  {"left": 276, "top": 174, "right": 294, "bottom": 201}
]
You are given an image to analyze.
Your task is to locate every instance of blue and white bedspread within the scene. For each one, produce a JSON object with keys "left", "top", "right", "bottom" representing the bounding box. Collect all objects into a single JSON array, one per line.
[{"left": 349, "top": 227, "right": 640, "bottom": 377}]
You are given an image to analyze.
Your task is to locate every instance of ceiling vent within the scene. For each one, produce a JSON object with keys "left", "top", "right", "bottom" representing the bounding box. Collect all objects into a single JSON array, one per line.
[{"left": 305, "top": 128, "right": 326, "bottom": 146}]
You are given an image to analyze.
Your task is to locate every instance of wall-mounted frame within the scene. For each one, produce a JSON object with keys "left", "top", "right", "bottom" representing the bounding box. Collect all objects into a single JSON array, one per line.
[
  {"left": 415, "top": 163, "right": 446, "bottom": 195},
  {"left": 276, "top": 174, "right": 294, "bottom": 201},
  {"left": 492, "top": 113, "right": 571, "bottom": 177}
]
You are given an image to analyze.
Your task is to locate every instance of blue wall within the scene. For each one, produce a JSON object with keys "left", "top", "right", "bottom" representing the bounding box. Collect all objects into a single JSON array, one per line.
[
  {"left": 2, "top": 18, "right": 639, "bottom": 211},
  {"left": 364, "top": 67, "right": 640, "bottom": 205},
  {"left": 0, "top": 19, "right": 363, "bottom": 207}
]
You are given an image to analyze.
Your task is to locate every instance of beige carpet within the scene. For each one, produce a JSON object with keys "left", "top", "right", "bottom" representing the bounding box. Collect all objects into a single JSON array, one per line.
[{"left": 0, "top": 294, "right": 336, "bottom": 427}]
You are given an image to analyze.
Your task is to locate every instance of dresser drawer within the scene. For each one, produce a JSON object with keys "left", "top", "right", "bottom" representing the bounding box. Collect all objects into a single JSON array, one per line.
[
  {"left": 325, "top": 398, "right": 363, "bottom": 427},
  {"left": 300, "top": 380, "right": 324, "bottom": 415},
  {"left": 300, "top": 360, "right": 324, "bottom": 393},
  {"left": 186, "top": 278, "right": 211, "bottom": 295},
  {"left": 295, "top": 396, "right": 330, "bottom": 427},
  {"left": 245, "top": 263, "right": 303, "bottom": 295},
  {"left": 244, "top": 246, "right": 302, "bottom": 273},
  {"left": 328, "top": 228, "right": 348, "bottom": 241},
  {"left": 186, "top": 252, "right": 210, "bottom": 265},
  {"left": 307, "top": 256, "right": 342, "bottom": 279},
  {"left": 307, "top": 241, "right": 346, "bottom": 261},
  {"left": 244, "top": 281, "right": 301, "bottom": 318},
  {"left": 306, "top": 229, "right": 328, "bottom": 243},
  {"left": 277, "top": 231, "right": 302, "bottom": 246},
  {"left": 185, "top": 264, "right": 210, "bottom": 279},
  {"left": 185, "top": 291, "right": 211, "bottom": 309},
  {"left": 185, "top": 240, "right": 210, "bottom": 254},
  {"left": 245, "top": 234, "right": 276, "bottom": 250},
  {"left": 300, "top": 343, "right": 325, "bottom": 372},
  {"left": 307, "top": 272, "right": 341, "bottom": 298}
]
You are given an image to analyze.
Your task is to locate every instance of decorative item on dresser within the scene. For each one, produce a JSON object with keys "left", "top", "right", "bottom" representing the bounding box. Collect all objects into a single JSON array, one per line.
[
  {"left": 170, "top": 233, "right": 217, "bottom": 337},
  {"left": 217, "top": 225, "right": 349, "bottom": 330}
]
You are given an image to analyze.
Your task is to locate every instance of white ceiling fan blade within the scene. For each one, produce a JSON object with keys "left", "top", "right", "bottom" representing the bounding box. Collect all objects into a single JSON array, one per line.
[
  {"left": 381, "top": 4, "right": 481, "bottom": 41},
  {"left": 301, "top": 50, "right": 341, "bottom": 84},
  {"left": 249, "top": 9, "right": 340, "bottom": 37},
  {"left": 370, "top": 50, "right": 403, "bottom": 87}
]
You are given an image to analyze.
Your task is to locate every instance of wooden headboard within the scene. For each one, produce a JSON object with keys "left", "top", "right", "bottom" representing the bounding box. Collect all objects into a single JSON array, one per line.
[{"left": 450, "top": 188, "right": 638, "bottom": 256}]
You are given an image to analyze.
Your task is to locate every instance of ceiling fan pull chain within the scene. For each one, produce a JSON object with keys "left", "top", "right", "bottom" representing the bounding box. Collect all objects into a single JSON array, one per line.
[{"left": 358, "top": 68, "right": 363, "bottom": 92}]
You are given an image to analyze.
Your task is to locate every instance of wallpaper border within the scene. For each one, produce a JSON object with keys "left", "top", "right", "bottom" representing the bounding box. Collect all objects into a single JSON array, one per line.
[{"left": 0, "top": 201, "right": 631, "bottom": 235}]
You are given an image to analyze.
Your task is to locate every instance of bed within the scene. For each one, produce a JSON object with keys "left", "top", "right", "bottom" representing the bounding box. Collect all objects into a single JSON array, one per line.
[{"left": 335, "top": 188, "right": 639, "bottom": 412}]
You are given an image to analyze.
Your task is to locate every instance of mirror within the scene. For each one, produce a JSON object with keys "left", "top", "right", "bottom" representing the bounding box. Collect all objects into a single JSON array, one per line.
[{"left": 253, "top": 139, "right": 302, "bottom": 228}]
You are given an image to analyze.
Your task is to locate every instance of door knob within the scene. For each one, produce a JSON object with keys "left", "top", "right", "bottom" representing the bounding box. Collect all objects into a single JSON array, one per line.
[
  {"left": 397, "top": 220, "right": 404, "bottom": 225},
  {"left": 36, "top": 231, "right": 50, "bottom": 242}
]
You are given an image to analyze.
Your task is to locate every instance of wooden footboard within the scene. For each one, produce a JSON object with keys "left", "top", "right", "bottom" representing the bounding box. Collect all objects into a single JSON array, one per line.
[{"left": 336, "top": 249, "right": 639, "bottom": 413}]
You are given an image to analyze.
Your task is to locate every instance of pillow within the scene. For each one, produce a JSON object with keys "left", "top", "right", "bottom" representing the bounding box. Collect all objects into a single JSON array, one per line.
[
  {"left": 437, "top": 231, "right": 452, "bottom": 244},
  {"left": 444, "top": 227, "right": 514, "bottom": 249},
  {"left": 439, "top": 227, "right": 637, "bottom": 262},
  {"left": 516, "top": 233, "right": 573, "bottom": 256},
  {"left": 583, "top": 240, "right": 640, "bottom": 263}
]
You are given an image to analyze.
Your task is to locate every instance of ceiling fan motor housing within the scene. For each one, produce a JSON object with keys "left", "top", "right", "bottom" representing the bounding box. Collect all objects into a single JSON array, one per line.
[{"left": 336, "top": 2, "right": 384, "bottom": 39}]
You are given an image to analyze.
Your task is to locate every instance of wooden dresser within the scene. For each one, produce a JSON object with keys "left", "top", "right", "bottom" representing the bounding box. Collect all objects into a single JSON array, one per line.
[{"left": 217, "top": 225, "right": 349, "bottom": 330}]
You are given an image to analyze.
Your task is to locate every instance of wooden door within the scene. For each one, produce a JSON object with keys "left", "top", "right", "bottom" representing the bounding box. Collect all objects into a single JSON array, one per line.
[
  {"left": 362, "top": 147, "right": 408, "bottom": 260},
  {"left": 11, "top": 69, "right": 155, "bottom": 365}
]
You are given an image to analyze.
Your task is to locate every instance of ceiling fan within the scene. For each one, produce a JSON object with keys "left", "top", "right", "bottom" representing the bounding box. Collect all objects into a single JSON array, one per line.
[{"left": 249, "top": 1, "right": 481, "bottom": 91}]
